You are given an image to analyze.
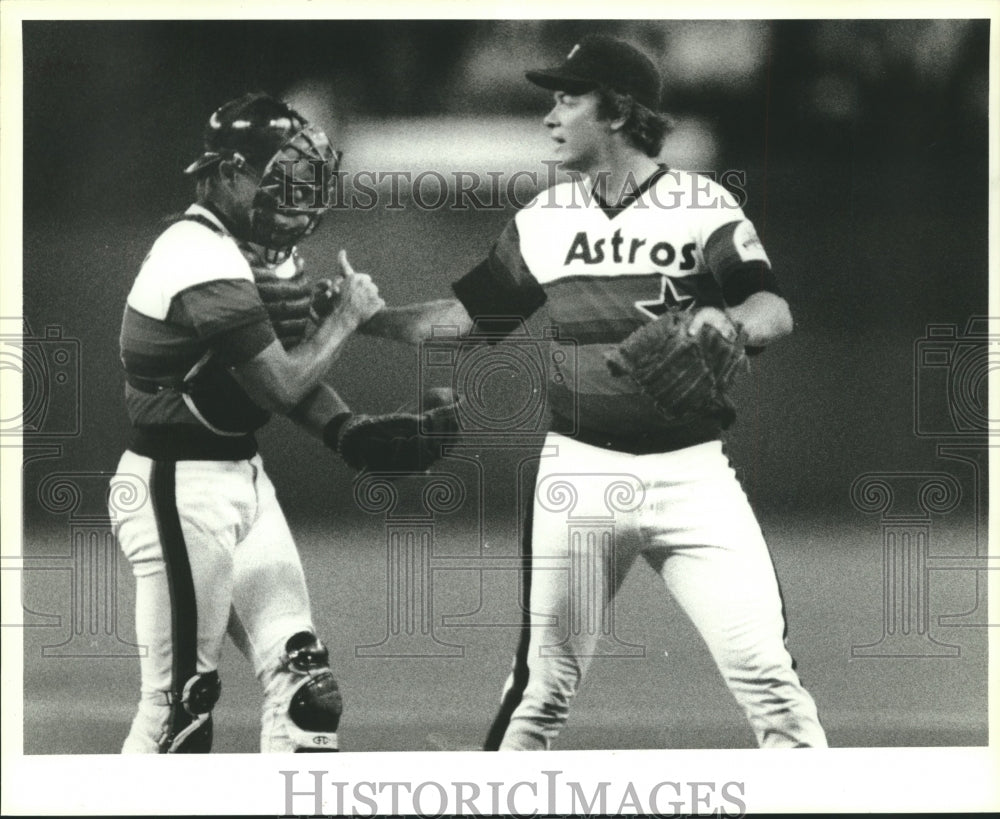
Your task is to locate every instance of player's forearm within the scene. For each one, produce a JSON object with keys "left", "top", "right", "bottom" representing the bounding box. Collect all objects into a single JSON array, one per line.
[
  {"left": 238, "top": 259, "right": 385, "bottom": 413},
  {"left": 232, "top": 312, "right": 363, "bottom": 414},
  {"left": 728, "top": 291, "right": 793, "bottom": 347},
  {"left": 360, "top": 299, "right": 474, "bottom": 344},
  {"left": 287, "top": 382, "right": 351, "bottom": 440},
  {"left": 287, "top": 307, "right": 360, "bottom": 381}
]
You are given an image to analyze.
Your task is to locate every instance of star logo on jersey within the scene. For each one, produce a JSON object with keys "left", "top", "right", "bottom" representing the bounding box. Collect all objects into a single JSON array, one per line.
[{"left": 635, "top": 275, "right": 695, "bottom": 318}]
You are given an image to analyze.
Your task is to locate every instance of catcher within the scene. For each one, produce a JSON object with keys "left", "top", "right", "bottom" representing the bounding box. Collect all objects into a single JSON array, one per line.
[
  {"left": 110, "top": 92, "right": 457, "bottom": 754},
  {"left": 363, "top": 34, "right": 828, "bottom": 750}
]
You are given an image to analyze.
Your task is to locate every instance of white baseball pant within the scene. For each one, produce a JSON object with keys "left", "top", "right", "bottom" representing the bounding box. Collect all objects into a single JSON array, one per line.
[
  {"left": 111, "top": 451, "right": 324, "bottom": 752},
  {"left": 498, "top": 433, "right": 827, "bottom": 750}
]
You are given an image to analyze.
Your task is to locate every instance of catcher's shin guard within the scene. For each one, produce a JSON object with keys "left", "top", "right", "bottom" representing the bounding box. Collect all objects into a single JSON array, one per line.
[
  {"left": 158, "top": 670, "right": 221, "bottom": 753},
  {"left": 262, "top": 631, "right": 343, "bottom": 752}
]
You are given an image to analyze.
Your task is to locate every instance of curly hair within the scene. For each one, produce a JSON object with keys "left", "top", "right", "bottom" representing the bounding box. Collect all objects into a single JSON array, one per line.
[{"left": 595, "top": 87, "right": 673, "bottom": 158}]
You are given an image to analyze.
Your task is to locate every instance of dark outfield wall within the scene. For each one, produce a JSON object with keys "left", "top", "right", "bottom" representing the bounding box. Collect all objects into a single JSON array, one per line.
[{"left": 19, "top": 20, "right": 990, "bottom": 521}]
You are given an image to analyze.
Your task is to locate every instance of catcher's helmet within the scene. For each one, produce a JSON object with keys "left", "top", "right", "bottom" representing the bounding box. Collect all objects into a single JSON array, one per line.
[{"left": 186, "top": 92, "right": 342, "bottom": 262}]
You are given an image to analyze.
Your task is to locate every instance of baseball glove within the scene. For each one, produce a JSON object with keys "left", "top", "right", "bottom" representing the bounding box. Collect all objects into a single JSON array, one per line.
[
  {"left": 605, "top": 308, "right": 749, "bottom": 427},
  {"left": 324, "top": 401, "right": 461, "bottom": 472},
  {"left": 256, "top": 272, "right": 337, "bottom": 349}
]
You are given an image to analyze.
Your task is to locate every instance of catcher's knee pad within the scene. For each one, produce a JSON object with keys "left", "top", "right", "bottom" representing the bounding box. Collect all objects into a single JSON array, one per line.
[
  {"left": 158, "top": 670, "right": 221, "bottom": 754},
  {"left": 280, "top": 631, "right": 343, "bottom": 752}
]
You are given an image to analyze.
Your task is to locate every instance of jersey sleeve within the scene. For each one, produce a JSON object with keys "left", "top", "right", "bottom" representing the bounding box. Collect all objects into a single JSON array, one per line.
[
  {"left": 171, "top": 279, "right": 276, "bottom": 365},
  {"left": 694, "top": 178, "right": 782, "bottom": 306},
  {"left": 451, "top": 218, "right": 547, "bottom": 333},
  {"left": 130, "top": 219, "right": 278, "bottom": 367},
  {"left": 703, "top": 220, "right": 782, "bottom": 306}
]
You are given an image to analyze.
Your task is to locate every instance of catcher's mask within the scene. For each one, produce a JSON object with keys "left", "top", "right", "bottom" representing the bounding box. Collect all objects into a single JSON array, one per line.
[{"left": 185, "top": 92, "right": 342, "bottom": 263}]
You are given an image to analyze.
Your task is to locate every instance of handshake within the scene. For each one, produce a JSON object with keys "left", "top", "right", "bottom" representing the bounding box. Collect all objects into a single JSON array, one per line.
[
  {"left": 256, "top": 250, "right": 383, "bottom": 349},
  {"left": 255, "top": 253, "right": 459, "bottom": 474}
]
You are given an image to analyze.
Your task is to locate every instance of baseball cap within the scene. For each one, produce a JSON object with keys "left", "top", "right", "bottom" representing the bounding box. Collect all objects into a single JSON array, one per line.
[
  {"left": 184, "top": 92, "right": 308, "bottom": 175},
  {"left": 525, "top": 35, "right": 662, "bottom": 110}
]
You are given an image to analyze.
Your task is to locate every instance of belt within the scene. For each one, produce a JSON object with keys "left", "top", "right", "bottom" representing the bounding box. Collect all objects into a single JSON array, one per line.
[
  {"left": 126, "top": 373, "right": 187, "bottom": 394},
  {"left": 128, "top": 425, "right": 257, "bottom": 461},
  {"left": 550, "top": 414, "right": 721, "bottom": 455}
]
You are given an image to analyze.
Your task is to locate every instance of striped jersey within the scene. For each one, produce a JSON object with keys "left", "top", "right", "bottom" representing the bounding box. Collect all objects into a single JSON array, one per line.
[
  {"left": 452, "top": 168, "right": 780, "bottom": 436},
  {"left": 119, "top": 204, "right": 287, "bottom": 436}
]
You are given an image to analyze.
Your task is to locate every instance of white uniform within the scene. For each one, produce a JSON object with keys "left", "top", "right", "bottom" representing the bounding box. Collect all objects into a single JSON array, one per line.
[
  {"left": 462, "top": 169, "right": 828, "bottom": 750},
  {"left": 112, "top": 204, "right": 340, "bottom": 753}
]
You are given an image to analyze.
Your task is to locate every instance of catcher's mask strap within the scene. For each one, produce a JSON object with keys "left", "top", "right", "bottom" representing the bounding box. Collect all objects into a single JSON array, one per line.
[{"left": 184, "top": 152, "right": 222, "bottom": 175}]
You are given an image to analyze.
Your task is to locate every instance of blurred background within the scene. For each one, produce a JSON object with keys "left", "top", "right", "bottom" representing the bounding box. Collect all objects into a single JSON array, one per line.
[
  {"left": 19, "top": 18, "right": 990, "bottom": 515},
  {"left": 15, "top": 19, "right": 991, "bottom": 753}
]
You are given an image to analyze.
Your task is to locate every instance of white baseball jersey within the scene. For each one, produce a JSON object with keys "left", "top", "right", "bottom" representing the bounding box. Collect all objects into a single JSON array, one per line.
[
  {"left": 453, "top": 167, "right": 779, "bottom": 437},
  {"left": 119, "top": 203, "right": 303, "bottom": 445}
]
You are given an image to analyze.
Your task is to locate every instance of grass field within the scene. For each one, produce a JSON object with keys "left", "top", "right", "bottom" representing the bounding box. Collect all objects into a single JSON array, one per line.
[{"left": 19, "top": 512, "right": 987, "bottom": 754}]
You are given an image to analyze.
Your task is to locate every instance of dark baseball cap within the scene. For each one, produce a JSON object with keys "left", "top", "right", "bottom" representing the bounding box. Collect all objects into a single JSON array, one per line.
[
  {"left": 184, "top": 92, "right": 308, "bottom": 175},
  {"left": 525, "top": 35, "right": 662, "bottom": 109}
]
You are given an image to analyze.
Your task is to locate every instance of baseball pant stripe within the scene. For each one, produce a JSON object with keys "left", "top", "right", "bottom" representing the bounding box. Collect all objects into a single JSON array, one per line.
[
  {"left": 754, "top": 547, "right": 827, "bottom": 741},
  {"left": 774, "top": 566, "right": 793, "bottom": 663},
  {"left": 483, "top": 501, "right": 535, "bottom": 751},
  {"left": 150, "top": 460, "right": 199, "bottom": 746},
  {"left": 729, "top": 450, "right": 795, "bottom": 658},
  {"left": 759, "top": 532, "right": 794, "bottom": 665}
]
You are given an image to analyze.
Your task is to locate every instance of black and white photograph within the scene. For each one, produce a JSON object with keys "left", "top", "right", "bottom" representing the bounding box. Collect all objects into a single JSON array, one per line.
[{"left": 1, "top": 1, "right": 997, "bottom": 815}]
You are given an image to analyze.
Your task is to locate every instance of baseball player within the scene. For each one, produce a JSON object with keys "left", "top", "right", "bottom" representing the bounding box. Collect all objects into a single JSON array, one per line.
[
  {"left": 111, "top": 92, "right": 456, "bottom": 753},
  {"left": 365, "top": 35, "right": 827, "bottom": 750}
]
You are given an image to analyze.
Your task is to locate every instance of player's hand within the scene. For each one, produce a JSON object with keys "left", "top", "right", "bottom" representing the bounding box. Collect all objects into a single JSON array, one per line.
[
  {"left": 331, "top": 250, "right": 385, "bottom": 329},
  {"left": 687, "top": 306, "right": 738, "bottom": 341}
]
